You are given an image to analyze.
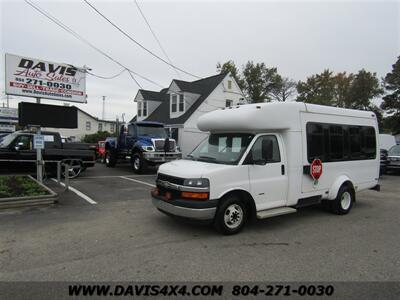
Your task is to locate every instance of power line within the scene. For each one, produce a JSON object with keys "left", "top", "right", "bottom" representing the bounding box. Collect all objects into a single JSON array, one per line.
[
  {"left": 86, "top": 68, "right": 145, "bottom": 91},
  {"left": 133, "top": 0, "right": 181, "bottom": 79},
  {"left": 83, "top": 0, "right": 200, "bottom": 79},
  {"left": 24, "top": 0, "right": 164, "bottom": 89},
  {"left": 86, "top": 68, "right": 127, "bottom": 79},
  {"left": 127, "top": 70, "right": 142, "bottom": 89},
  {"left": 24, "top": 0, "right": 142, "bottom": 88}
]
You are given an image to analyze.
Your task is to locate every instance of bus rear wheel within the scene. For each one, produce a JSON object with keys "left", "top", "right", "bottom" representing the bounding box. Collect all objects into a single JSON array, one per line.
[{"left": 330, "top": 184, "right": 354, "bottom": 215}]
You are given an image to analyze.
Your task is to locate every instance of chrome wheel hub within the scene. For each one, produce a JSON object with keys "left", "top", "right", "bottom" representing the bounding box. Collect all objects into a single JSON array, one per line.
[
  {"left": 224, "top": 204, "right": 243, "bottom": 229},
  {"left": 63, "top": 160, "right": 81, "bottom": 178}
]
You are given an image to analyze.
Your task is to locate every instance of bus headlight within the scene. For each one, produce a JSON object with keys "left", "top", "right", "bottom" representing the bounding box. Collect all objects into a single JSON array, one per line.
[{"left": 183, "top": 178, "right": 209, "bottom": 188}]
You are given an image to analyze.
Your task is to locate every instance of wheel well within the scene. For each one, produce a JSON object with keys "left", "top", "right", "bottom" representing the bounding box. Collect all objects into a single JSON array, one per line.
[
  {"left": 131, "top": 146, "right": 142, "bottom": 155},
  {"left": 341, "top": 180, "right": 356, "bottom": 202},
  {"left": 219, "top": 190, "right": 257, "bottom": 220}
]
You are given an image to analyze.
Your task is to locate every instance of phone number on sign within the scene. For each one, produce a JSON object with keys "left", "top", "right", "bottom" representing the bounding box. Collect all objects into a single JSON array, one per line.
[
  {"left": 24, "top": 78, "right": 72, "bottom": 89},
  {"left": 232, "top": 285, "right": 334, "bottom": 297}
]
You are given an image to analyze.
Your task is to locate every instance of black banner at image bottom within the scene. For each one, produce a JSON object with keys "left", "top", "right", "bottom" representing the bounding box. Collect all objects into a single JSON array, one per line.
[{"left": 0, "top": 282, "right": 399, "bottom": 300}]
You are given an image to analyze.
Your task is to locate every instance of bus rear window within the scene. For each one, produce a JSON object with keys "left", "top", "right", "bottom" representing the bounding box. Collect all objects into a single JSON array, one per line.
[{"left": 306, "top": 122, "right": 376, "bottom": 163}]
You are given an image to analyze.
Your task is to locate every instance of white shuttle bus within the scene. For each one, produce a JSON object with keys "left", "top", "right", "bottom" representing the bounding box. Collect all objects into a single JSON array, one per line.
[{"left": 151, "top": 102, "right": 380, "bottom": 234}]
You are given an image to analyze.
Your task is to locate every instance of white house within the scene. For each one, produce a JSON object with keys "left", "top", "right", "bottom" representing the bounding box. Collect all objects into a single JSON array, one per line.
[
  {"left": 134, "top": 73, "right": 245, "bottom": 155},
  {"left": 41, "top": 107, "right": 117, "bottom": 141},
  {"left": 0, "top": 107, "right": 18, "bottom": 133}
]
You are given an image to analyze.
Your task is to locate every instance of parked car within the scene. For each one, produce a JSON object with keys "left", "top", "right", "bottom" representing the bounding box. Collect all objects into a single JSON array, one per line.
[
  {"left": 151, "top": 102, "right": 380, "bottom": 235},
  {"left": 0, "top": 131, "right": 95, "bottom": 178},
  {"left": 387, "top": 145, "right": 400, "bottom": 173},
  {"left": 380, "top": 149, "right": 389, "bottom": 175},
  {"left": 105, "top": 121, "right": 182, "bottom": 173}
]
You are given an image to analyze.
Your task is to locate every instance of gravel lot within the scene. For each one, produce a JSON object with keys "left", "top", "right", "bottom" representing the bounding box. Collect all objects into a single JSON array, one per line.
[{"left": 0, "top": 163, "right": 399, "bottom": 282}]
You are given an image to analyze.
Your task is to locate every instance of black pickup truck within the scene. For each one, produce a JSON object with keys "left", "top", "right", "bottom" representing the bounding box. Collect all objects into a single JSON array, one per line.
[{"left": 0, "top": 131, "right": 95, "bottom": 178}]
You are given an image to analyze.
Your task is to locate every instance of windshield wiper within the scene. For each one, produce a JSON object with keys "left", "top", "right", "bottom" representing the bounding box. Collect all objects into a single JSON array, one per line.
[
  {"left": 185, "top": 154, "right": 194, "bottom": 160},
  {"left": 198, "top": 155, "right": 217, "bottom": 162}
]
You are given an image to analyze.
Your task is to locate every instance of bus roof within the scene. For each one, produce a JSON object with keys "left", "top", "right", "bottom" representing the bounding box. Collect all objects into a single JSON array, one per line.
[{"left": 197, "top": 102, "right": 376, "bottom": 133}]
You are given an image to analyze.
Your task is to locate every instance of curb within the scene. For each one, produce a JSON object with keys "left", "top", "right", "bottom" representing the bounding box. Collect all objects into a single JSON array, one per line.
[{"left": 0, "top": 175, "right": 58, "bottom": 209}]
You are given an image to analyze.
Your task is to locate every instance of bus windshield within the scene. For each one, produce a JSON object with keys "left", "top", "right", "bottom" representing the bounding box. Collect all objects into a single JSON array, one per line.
[{"left": 187, "top": 133, "right": 254, "bottom": 165}]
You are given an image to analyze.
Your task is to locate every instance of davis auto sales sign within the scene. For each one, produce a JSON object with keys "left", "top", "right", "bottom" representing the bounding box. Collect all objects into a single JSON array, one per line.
[{"left": 5, "top": 53, "right": 86, "bottom": 103}]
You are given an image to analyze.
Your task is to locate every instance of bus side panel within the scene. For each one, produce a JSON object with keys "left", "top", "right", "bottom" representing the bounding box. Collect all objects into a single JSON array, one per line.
[{"left": 282, "top": 130, "right": 304, "bottom": 206}]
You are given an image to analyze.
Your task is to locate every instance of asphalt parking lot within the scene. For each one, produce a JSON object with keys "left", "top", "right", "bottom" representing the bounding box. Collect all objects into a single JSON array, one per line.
[{"left": 0, "top": 163, "right": 400, "bottom": 282}]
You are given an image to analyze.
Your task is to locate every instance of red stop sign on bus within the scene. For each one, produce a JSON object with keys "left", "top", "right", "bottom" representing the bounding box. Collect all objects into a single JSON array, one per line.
[{"left": 310, "top": 159, "right": 323, "bottom": 180}]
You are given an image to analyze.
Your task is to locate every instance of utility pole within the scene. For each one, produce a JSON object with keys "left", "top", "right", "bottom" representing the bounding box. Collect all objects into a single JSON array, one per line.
[
  {"left": 102, "top": 96, "right": 106, "bottom": 120},
  {"left": 6, "top": 95, "right": 9, "bottom": 108}
]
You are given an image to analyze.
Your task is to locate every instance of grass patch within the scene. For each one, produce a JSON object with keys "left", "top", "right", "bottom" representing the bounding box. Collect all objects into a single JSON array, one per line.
[{"left": 0, "top": 176, "right": 50, "bottom": 198}]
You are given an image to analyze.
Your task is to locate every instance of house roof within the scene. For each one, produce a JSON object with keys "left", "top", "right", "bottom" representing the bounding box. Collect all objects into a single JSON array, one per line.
[
  {"left": 75, "top": 106, "right": 116, "bottom": 124},
  {"left": 144, "top": 73, "right": 228, "bottom": 125},
  {"left": 138, "top": 89, "right": 169, "bottom": 102}
]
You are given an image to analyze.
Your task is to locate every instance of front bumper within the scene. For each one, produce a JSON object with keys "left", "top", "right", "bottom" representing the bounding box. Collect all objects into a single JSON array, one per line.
[
  {"left": 143, "top": 151, "right": 182, "bottom": 163},
  {"left": 387, "top": 164, "right": 400, "bottom": 169},
  {"left": 152, "top": 197, "right": 216, "bottom": 221}
]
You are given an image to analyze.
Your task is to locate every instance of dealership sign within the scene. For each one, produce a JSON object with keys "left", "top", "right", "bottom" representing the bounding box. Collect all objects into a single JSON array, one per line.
[{"left": 5, "top": 53, "right": 86, "bottom": 103}]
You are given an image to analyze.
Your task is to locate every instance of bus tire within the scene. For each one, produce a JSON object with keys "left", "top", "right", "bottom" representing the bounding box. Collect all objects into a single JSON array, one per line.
[
  {"left": 214, "top": 195, "right": 247, "bottom": 235},
  {"left": 331, "top": 184, "right": 354, "bottom": 215}
]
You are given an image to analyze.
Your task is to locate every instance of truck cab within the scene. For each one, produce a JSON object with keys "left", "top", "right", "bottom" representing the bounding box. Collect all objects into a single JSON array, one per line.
[
  {"left": 105, "top": 121, "right": 182, "bottom": 173},
  {"left": 151, "top": 102, "right": 380, "bottom": 235},
  {"left": 0, "top": 130, "right": 95, "bottom": 178}
]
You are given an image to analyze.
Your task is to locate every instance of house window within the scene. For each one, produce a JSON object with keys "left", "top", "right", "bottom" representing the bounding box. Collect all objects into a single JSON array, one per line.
[
  {"left": 137, "top": 102, "right": 142, "bottom": 117},
  {"left": 171, "top": 94, "right": 178, "bottom": 113},
  {"left": 110, "top": 123, "right": 115, "bottom": 133},
  {"left": 98, "top": 123, "right": 103, "bottom": 131},
  {"left": 86, "top": 121, "right": 91, "bottom": 131},
  {"left": 142, "top": 101, "right": 147, "bottom": 117},
  {"left": 179, "top": 94, "right": 184, "bottom": 112},
  {"left": 226, "top": 99, "right": 233, "bottom": 107},
  {"left": 227, "top": 80, "right": 232, "bottom": 89}
]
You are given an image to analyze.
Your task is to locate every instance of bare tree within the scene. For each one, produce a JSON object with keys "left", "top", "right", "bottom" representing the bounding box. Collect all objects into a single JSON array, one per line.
[{"left": 270, "top": 76, "right": 297, "bottom": 102}]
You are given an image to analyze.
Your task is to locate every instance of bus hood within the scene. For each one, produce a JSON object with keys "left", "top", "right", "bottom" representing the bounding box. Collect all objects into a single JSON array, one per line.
[{"left": 158, "top": 159, "right": 234, "bottom": 179}]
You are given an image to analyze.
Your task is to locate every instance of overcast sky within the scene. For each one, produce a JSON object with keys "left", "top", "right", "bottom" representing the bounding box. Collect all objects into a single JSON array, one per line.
[{"left": 1, "top": 0, "right": 399, "bottom": 122}]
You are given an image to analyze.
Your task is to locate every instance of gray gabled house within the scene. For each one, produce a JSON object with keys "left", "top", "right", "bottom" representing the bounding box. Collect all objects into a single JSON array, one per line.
[{"left": 134, "top": 73, "right": 245, "bottom": 155}]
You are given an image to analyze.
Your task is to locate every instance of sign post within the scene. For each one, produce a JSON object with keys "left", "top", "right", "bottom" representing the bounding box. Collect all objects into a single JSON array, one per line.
[{"left": 33, "top": 129, "right": 45, "bottom": 183}]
